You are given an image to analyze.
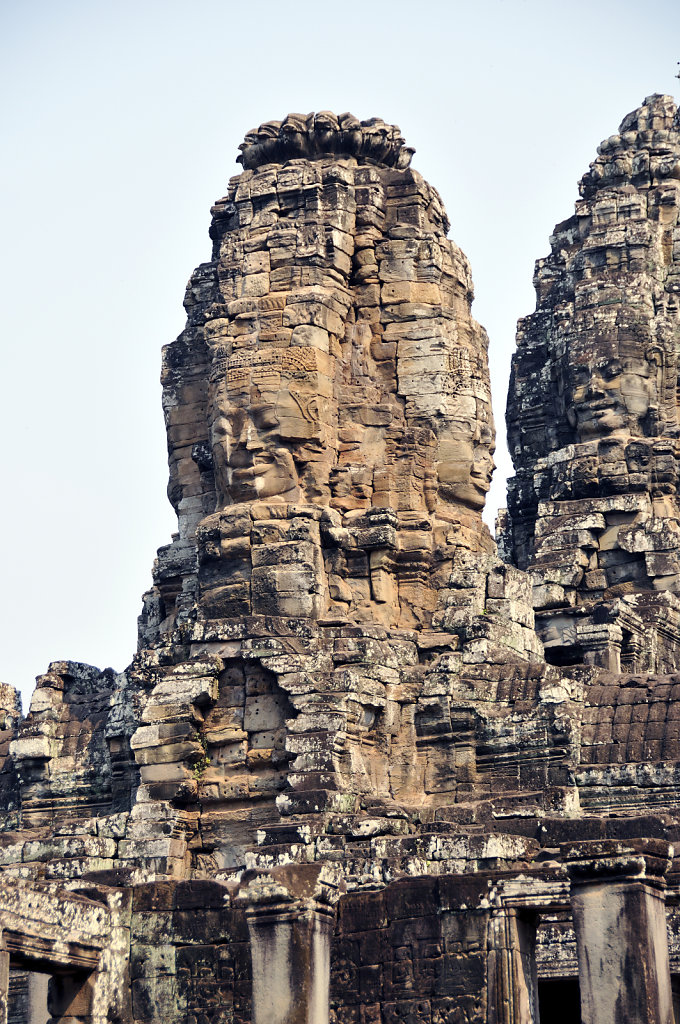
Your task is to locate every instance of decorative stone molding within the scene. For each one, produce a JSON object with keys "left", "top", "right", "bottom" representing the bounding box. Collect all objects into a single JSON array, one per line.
[{"left": 237, "top": 112, "right": 415, "bottom": 171}]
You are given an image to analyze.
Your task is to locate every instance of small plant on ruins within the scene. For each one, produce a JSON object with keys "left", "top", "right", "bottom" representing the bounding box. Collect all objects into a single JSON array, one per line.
[{"left": 191, "top": 735, "right": 212, "bottom": 779}]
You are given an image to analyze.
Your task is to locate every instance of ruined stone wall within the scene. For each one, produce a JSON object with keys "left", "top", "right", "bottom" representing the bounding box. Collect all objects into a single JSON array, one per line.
[
  {"left": 0, "top": 684, "right": 21, "bottom": 834},
  {"left": 130, "top": 882, "right": 250, "bottom": 1024}
]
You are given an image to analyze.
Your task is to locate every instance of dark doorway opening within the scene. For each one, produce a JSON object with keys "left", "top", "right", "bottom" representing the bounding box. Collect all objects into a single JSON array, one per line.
[
  {"left": 8, "top": 969, "right": 49, "bottom": 1024},
  {"left": 671, "top": 973, "right": 680, "bottom": 1024},
  {"left": 538, "top": 977, "right": 581, "bottom": 1022},
  {"left": 543, "top": 645, "right": 584, "bottom": 667}
]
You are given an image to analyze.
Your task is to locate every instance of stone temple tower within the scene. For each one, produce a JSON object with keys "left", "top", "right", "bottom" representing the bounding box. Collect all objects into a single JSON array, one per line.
[
  {"left": 505, "top": 94, "right": 680, "bottom": 672},
  {"left": 4, "top": 105, "right": 680, "bottom": 1024},
  {"left": 133, "top": 111, "right": 539, "bottom": 845},
  {"left": 140, "top": 112, "right": 499, "bottom": 642}
]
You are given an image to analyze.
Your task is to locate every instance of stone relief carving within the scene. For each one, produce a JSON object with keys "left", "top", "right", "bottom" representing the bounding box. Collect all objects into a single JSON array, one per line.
[
  {"left": 505, "top": 94, "right": 680, "bottom": 672},
  {"left": 144, "top": 113, "right": 503, "bottom": 634},
  {"left": 9, "top": 103, "right": 680, "bottom": 1024}
]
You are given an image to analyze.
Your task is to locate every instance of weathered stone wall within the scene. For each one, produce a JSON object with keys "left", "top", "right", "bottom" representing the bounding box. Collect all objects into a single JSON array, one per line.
[
  {"left": 0, "top": 684, "right": 21, "bottom": 834},
  {"left": 140, "top": 112, "right": 498, "bottom": 645},
  {"left": 3, "top": 101, "right": 680, "bottom": 1024},
  {"left": 9, "top": 663, "right": 118, "bottom": 829},
  {"left": 505, "top": 94, "right": 680, "bottom": 675},
  {"left": 331, "top": 879, "right": 489, "bottom": 1024},
  {"left": 130, "top": 882, "right": 250, "bottom": 1024}
]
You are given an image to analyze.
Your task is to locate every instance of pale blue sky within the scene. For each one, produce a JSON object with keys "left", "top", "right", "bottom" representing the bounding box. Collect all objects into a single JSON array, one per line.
[{"left": 2, "top": 0, "right": 679, "bottom": 706}]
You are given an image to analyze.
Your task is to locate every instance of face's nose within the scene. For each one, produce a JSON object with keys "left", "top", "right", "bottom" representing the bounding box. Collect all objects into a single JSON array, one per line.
[
  {"left": 585, "top": 371, "right": 606, "bottom": 398},
  {"left": 245, "top": 429, "right": 264, "bottom": 452},
  {"left": 211, "top": 415, "right": 229, "bottom": 441}
]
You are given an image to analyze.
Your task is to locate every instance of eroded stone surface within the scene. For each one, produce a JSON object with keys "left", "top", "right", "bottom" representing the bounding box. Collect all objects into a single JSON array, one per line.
[
  {"left": 2, "top": 104, "right": 680, "bottom": 1024},
  {"left": 140, "top": 113, "right": 500, "bottom": 641},
  {"left": 505, "top": 94, "right": 680, "bottom": 674}
]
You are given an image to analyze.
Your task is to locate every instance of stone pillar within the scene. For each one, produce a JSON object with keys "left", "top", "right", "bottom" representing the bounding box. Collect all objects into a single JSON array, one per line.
[
  {"left": 0, "top": 935, "right": 9, "bottom": 1024},
  {"left": 564, "top": 839, "right": 674, "bottom": 1024},
  {"left": 487, "top": 908, "right": 539, "bottom": 1024},
  {"left": 580, "top": 622, "right": 622, "bottom": 672},
  {"left": 26, "top": 973, "right": 49, "bottom": 1024},
  {"left": 47, "top": 972, "right": 93, "bottom": 1024},
  {"left": 238, "top": 865, "right": 341, "bottom": 1024}
]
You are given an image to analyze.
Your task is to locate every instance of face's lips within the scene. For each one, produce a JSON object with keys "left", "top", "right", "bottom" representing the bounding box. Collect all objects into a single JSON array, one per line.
[
  {"left": 230, "top": 448, "right": 289, "bottom": 480},
  {"left": 231, "top": 462, "right": 271, "bottom": 481},
  {"left": 578, "top": 401, "right": 619, "bottom": 413}
]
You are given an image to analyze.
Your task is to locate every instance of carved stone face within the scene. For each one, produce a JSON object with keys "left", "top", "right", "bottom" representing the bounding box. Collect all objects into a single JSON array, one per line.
[
  {"left": 202, "top": 149, "right": 495, "bottom": 530},
  {"left": 210, "top": 371, "right": 328, "bottom": 505},
  {"left": 565, "top": 348, "right": 663, "bottom": 441},
  {"left": 436, "top": 429, "right": 495, "bottom": 510},
  {"left": 225, "top": 411, "right": 299, "bottom": 502}
]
